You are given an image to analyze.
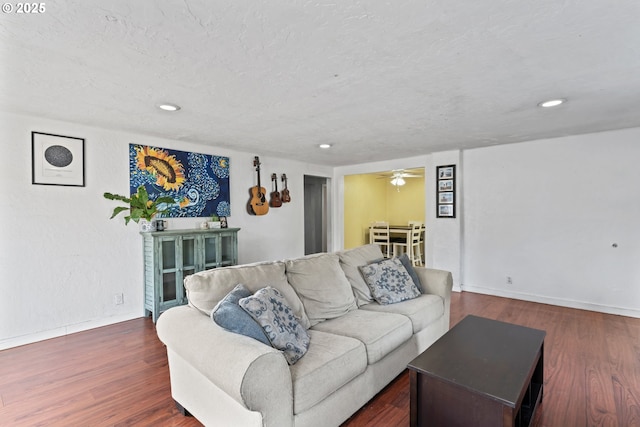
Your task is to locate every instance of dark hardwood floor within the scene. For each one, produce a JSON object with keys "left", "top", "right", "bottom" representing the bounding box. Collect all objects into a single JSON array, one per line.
[
  {"left": 1, "top": 292, "right": 638, "bottom": 426},
  {"left": 344, "top": 293, "right": 640, "bottom": 427}
]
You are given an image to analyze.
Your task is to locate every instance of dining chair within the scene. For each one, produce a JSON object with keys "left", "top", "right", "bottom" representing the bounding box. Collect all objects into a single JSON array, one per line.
[
  {"left": 393, "top": 223, "right": 423, "bottom": 266},
  {"left": 369, "top": 221, "right": 391, "bottom": 258},
  {"left": 408, "top": 221, "right": 426, "bottom": 266}
]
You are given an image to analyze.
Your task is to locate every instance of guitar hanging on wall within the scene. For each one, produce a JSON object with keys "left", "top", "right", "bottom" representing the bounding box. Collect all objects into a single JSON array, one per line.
[
  {"left": 270, "top": 173, "right": 283, "bottom": 208},
  {"left": 281, "top": 173, "right": 291, "bottom": 203},
  {"left": 248, "top": 156, "right": 269, "bottom": 215}
]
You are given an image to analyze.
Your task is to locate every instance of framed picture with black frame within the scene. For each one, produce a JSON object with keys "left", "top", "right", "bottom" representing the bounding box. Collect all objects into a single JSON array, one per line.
[
  {"left": 32, "top": 132, "right": 85, "bottom": 187},
  {"left": 436, "top": 165, "right": 455, "bottom": 218}
]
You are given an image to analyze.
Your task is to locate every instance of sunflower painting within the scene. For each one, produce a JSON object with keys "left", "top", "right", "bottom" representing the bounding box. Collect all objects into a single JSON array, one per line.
[{"left": 129, "top": 144, "right": 230, "bottom": 218}]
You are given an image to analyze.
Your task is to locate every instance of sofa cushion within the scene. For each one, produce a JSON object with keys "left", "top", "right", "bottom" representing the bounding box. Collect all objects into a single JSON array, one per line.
[
  {"left": 184, "top": 261, "right": 311, "bottom": 329},
  {"left": 211, "top": 283, "right": 271, "bottom": 345},
  {"left": 290, "top": 330, "right": 367, "bottom": 414},
  {"left": 336, "top": 244, "right": 384, "bottom": 307},
  {"left": 310, "top": 309, "right": 412, "bottom": 364},
  {"left": 285, "top": 253, "right": 357, "bottom": 327},
  {"left": 359, "top": 257, "right": 421, "bottom": 305},
  {"left": 239, "top": 287, "right": 310, "bottom": 365},
  {"left": 361, "top": 294, "right": 444, "bottom": 333}
]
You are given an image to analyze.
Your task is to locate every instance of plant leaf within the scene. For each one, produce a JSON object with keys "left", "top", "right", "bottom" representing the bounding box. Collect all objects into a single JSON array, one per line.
[
  {"left": 109, "top": 206, "right": 129, "bottom": 219},
  {"left": 137, "top": 186, "right": 149, "bottom": 206},
  {"left": 104, "top": 192, "right": 131, "bottom": 203},
  {"left": 130, "top": 207, "right": 144, "bottom": 219},
  {"left": 156, "top": 196, "right": 176, "bottom": 204},
  {"left": 155, "top": 197, "right": 176, "bottom": 213}
]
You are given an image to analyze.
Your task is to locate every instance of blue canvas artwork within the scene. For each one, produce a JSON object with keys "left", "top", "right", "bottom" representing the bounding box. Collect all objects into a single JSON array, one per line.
[{"left": 129, "top": 144, "right": 230, "bottom": 218}]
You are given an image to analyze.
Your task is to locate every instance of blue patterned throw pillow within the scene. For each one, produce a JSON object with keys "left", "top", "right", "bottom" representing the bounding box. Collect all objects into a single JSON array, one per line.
[
  {"left": 359, "top": 257, "right": 421, "bottom": 305},
  {"left": 211, "top": 284, "right": 271, "bottom": 346},
  {"left": 397, "top": 253, "right": 422, "bottom": 292},
  {"left": 239, "top": 287, "right": 310, "bottom": 365},
  {"left": 367, "top": 254, "right": 422, "bottom": 292}
]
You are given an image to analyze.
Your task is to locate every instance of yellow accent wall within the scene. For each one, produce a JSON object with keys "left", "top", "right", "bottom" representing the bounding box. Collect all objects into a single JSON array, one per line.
[
  {"left": 344, "top": 173, "right": 425, "bottom": 249},
  {"left": 386, "top": 176, "right": 425, "bottom": 225},
  {"left": 344, "top": 174, "right": 387, "bottom": 249}
]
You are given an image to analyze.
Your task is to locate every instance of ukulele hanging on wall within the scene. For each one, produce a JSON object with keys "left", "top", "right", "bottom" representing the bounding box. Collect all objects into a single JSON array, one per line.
[
  {"left": 269, "top": 173, "right": 283, "bottom": 208},
  {"left": 281, "top": 173, "right": 291, "bottom": 203},
  {"left": 248, "top": 156, "right": 269, "bottom": 215}
]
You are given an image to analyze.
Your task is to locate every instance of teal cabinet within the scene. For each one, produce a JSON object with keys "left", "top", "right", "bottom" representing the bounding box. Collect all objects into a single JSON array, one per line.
[{"left": 141, "top": 228, "right": 240, "bottom": 322}]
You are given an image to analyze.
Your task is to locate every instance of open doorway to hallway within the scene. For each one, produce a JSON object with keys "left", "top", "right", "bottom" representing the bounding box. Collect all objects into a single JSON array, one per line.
[{"left": 304, "top": 175, "right": 330, "bottom": 255}]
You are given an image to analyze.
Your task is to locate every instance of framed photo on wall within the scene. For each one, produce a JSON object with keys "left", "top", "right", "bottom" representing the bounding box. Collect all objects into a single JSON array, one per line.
[
  {"left": 32, "top": 132, "right": 85, "bottom": 187},
  {"left": 438, "top": 179, "right": 453, "bottom": 192},
  {"left": 438, "top": 204, "right": 454, "bottom": 217},
  {"left": 438, "top": 166, "right": 454, "bottom": 179},
  {"left": 436, "top": 164, "right": 455, "bottom": 218},
  {"left": 438, "top": 192, "right": 454, "bottom": 204}
]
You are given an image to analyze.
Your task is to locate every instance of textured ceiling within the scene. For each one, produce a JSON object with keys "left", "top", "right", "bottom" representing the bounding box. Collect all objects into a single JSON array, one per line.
[{"left": 1, "top": 1, "right": 639, "bottom": 166}]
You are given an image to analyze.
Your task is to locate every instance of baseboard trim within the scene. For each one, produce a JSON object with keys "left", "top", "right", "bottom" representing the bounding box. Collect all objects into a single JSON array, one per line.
[
  {"left": 460, "top": 285, "right": 640, "bottom": 319},
  {"left": 0, "top": 312, "right": 142, "bottom": 351}
]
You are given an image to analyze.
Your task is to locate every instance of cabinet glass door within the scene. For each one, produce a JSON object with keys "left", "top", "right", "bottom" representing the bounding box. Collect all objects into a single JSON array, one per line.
[
  {"left": 182, "top": 236, "right": 197, "bottom": 278},
  {"left": 203, "top": 235, "right": 220, "bottom": 270},
  {"left": 220, "top": 233, "right": 237, "bottom": 266},
  {"left": 160, "top": 239, "right": 178, "bottom": 302},
  {"left": 179, "top": 237, "right": 196, "bottom": 303}
]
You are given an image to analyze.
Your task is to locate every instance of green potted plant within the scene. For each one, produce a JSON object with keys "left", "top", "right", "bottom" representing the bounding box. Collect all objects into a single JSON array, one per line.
[
  {"left": 208, "top": 214, "right": 221, "bottom": 229},
  {"left": 104, "top": 185, "right": 175, "bottom": 228}
]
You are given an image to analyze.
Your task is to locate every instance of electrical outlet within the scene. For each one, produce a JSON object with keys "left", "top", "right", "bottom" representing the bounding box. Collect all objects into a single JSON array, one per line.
[
  {"left": 114, "top": 293, "right": 124, "bottom": 305},
  {"left": 506, "top": 276, "right": 513, "bottom": 285}
]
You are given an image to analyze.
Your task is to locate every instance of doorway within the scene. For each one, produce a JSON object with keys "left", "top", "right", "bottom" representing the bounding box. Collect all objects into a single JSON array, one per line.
[
  {"left": 343, "top": 168, "right": 425, "bottom": 249},
  {"left": 304, "top": 175, "right": 329, "bottom": 255}
]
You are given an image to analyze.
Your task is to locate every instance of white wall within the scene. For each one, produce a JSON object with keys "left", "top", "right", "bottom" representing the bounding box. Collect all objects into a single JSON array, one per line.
[
  {"left": 334, "top": 129, "right": 640, "bottom": 317},
  {"left": 0, "top": 112, "right": 331, "bottom": 349},
  {"left": 462, "top": 128, "right": 640, "bottom": 317},
  {"left": 426, "top": 150, "right": 462, "bottom": 290},
  {"left": 3, "top": 110, "right": 638, "bottom": 349}
]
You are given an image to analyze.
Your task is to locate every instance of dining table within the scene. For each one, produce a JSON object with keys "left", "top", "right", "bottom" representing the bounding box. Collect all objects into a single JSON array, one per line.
[
  {"left": 388, "top": 225, "right": 416, "bottom": 239},
  {"left": 388, "top": 224, "right": 425, "bottom": 261}
]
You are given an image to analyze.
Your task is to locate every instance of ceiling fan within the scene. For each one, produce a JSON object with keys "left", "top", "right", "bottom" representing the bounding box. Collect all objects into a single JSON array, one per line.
[{"left": 377, "top": 169, "right": 423, "bottom": 186}]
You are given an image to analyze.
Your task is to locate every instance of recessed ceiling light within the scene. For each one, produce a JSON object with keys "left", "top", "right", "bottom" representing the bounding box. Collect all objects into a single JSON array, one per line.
[
  {"left": 158, "top": 103, "right": 181, "bottom": 111},
  {"left": 319, "top": 144, "right": 331, "bottom": 149},
  {"left": 538, "top": 98, "right": 566, "bottom": 108}
]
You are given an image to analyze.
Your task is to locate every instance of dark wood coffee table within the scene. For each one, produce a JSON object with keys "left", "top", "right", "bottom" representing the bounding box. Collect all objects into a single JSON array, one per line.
[{"left": 408, "top": 315, "right": 545, "bottom": 427}]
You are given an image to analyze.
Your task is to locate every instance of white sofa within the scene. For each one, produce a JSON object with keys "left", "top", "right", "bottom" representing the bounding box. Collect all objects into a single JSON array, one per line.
[{"left": 156, "top": 244, "right": 452, "bottom": 427}]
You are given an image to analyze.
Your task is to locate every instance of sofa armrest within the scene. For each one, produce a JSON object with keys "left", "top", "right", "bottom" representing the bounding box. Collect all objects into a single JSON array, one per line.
[
  {"left": 414, "top": 267, "right": 453, "bottom": 328},
  {"left": 156, "top": 305, "right": 294, "bottom": 426}
]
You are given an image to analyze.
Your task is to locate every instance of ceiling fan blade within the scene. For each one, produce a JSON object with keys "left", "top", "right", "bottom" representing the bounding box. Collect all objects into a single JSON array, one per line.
[{"left": 374, "top": 168, "right": 424, "bottom": 178}]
